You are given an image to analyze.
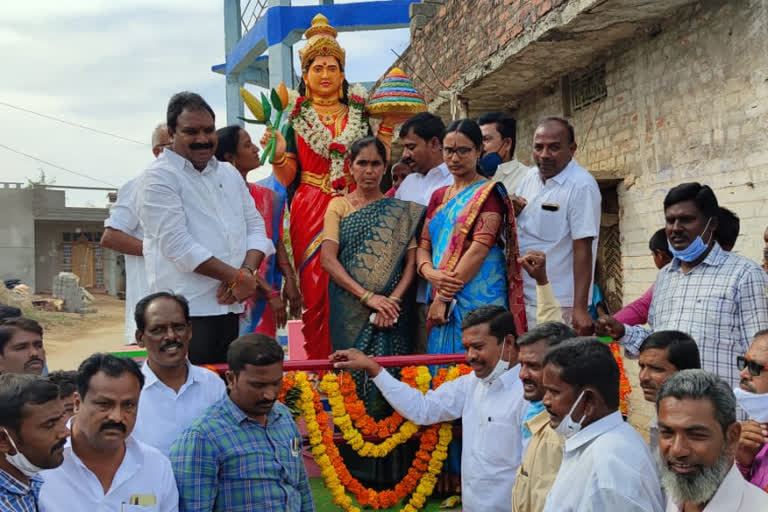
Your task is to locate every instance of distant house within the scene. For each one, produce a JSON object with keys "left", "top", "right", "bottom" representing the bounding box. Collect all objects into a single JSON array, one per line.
[{"left": 0, "top": 182, "right": 121, "bottom": 294}]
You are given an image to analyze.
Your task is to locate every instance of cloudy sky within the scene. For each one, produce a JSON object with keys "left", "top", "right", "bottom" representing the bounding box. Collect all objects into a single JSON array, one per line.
[{"left": 0, "top": 0, "right": 409, "bottom": 205}]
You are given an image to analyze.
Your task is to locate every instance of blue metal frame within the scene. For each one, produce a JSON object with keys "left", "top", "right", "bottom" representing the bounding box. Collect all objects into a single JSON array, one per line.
[{"left": 214, "top": 1, "right": 416, "bottom": 77}]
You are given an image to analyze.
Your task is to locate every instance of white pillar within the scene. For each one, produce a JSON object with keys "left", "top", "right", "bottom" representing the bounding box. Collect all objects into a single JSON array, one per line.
[{"left": 224, "top": 0, "right": 244, "bottom": 125}]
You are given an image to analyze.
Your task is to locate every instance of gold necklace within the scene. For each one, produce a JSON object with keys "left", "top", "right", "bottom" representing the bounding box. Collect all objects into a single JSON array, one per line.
[
  {"left": 312, "top": 96, "right": 340, "bottom": 107},
  {"left": 445, "top": 175, "right": 484, "bottom": 202}
]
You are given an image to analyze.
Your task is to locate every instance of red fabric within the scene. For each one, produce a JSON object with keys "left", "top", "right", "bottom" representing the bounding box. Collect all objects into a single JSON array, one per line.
[
  {"left": 290, "top": 116, "right": 348, "bottom": 359},
  {"left": 248, "top": 184, "right": 279, "bottom": 336},
  {"left": 384, "top": 187, "right": 395, "bottom": 197}
]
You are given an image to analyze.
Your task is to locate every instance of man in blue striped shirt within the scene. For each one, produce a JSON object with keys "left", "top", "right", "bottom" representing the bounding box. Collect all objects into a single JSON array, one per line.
[
  {"left": 170, "top": 334, "right": 313, "bottom": 511},
  {"left": 0, "top": 374, "right": 69, "bottom": 512}
]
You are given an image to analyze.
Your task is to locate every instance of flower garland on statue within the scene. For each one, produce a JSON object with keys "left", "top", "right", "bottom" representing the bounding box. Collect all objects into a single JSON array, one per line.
[
  {"left": 289, "top": 83, "right": 369, "bottom": 191},
  {"left": 286, "top": 364, "right": 470, "bottom": 511}
]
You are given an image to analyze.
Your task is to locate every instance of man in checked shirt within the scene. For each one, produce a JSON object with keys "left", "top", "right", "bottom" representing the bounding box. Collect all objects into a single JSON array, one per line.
[{"left": 598, "top": 182, "right": 768, "bottom": 394}]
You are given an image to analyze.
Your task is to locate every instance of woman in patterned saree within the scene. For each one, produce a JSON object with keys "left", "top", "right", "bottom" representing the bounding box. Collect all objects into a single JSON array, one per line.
[
  {"left": 321, "top": 136, "right": 424, "bottom": 486},
  {"left": 321, "top": 136, "right": 424, "bottom": 375},
  {"left": 215, "top": 125, "right": 302, "bottom": 337},
  {"left": 417, "top": 119, "right": 527, "bottom": 355}
]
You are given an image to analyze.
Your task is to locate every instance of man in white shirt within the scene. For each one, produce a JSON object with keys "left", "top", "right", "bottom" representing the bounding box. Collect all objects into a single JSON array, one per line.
[
  {"left": 132, "top": 292, "right": 226, "bottom": 455},
  {"left": 515, "top": 117, "right": 601, "bottom": 334},
  {"left": 478, "top": 112, "right": 529, "bottom": 193},
  {"left": 657, "top": 369, "right": 768, "bottom": 511},
  {"left": 331, "top": 305, "right": 527, "bottom": 512},
  {"left": 102, "top": 123, "right": 170, "bottom": 345},
  {"left": 137, "top": 92, "right": 275, "bottom": 364},
  {"left": 39, "top": 354, "right": 178, "bottom": 511},
  {"left": 395, "top": 112, "right": 453, "bottom": 353},
  {"left": 542, "top": 338, "right": 664, "bottom": 512}
]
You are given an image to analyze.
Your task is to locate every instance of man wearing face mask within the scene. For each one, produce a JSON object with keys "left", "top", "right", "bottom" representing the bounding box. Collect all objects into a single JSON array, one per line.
[
  {"left": 734, "top": 329, "right": 768, "bottom": 491},
  {"left": 0, "top": 374, "right": 68, "bottom": 511},
  {"left": 330, "top": 305, "right": 527, "bottom": 512},
  {"left": 38, "top": 354, "right": 179, "bottom": 511},
  {"left": 477, "top": 112, "right": 528, "bottom": 192},
  {"left": 542, "top": 338, "right": 664, "bottom": 512},
  {"left": 512, "top": 321, "right": 576, "bottom": 512},
  {"left": 597, "top": 182, "right": 768, "bottom": 392},
  {"left": 131, "top": 292, "right": 226, "bottom": 455}
]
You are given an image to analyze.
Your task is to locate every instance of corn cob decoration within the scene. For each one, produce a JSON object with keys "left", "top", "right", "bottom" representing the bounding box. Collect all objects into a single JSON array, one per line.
[{"left": 239, "top": 83, "right": 291, "bottom": 164}]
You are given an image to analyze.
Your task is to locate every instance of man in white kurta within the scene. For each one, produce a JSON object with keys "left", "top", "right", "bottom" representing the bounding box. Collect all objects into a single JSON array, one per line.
[
  {"left": 331, "top": 306, "right": 527, "bottom": 512},
  {"left": 541, "top": 338, "right": 664, "bottom": 512}
]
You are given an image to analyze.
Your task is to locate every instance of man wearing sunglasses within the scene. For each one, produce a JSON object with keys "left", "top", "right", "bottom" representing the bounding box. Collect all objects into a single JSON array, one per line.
[{"left": 734, "top": 329, "right": 768, "bottom": 491}]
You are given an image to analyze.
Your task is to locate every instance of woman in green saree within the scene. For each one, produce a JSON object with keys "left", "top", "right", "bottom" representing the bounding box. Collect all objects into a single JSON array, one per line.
[{"left": 321, "top": 135, "right": 425, "bottom": 486}]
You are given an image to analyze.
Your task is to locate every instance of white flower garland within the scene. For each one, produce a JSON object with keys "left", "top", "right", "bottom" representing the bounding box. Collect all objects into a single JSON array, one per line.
[{"left": 290, "top": 83, "right": 369, "bottom": 189}]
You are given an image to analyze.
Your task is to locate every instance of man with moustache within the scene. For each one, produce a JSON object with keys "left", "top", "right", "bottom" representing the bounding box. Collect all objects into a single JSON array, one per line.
[
  {"left": 733, "top": 329, "right": 768, "bottom": 491},
  {"left": 38, "top": 354, "right": 178, "bottom": 511},
  {"left": 542, "top": 338, "right": 663, "bottom": 511},
  {"left": 511, "top": 321, "right": 576, "bottom": 512},
  {"left": 598, "top": 183, "right": 768, "bottom": 392},
  {"left": 514, "top": 117, "right": 601, "bottom": 334},
  {"left": 638, "top": 331, "right": 701, "bottom": 448},
  {"left": 101, "top": 122, "right": 170, "bottom": 345},
  {"left": 0, "top": 374, "right": 68, "bottom": 511},
  {"left": 331, "top": 306, "right": 526, "bottom": 512},
  {"left": 137, "top": 92, "right": 275, "bottom": 364},
  {"left": 170, "top": 334, "right": 313, "bottom": 512},
  {"left": 131, "top": 292, "right": 225, "bottom": 455},
  {"left": 657, "top": 370, "right": 768, "bottom": 510},
  {"left": 0, "top": 318, "right": 46, "bottom": 376},
  {"left": 394, "top": 112, "right": 452, "bottom": 353}
]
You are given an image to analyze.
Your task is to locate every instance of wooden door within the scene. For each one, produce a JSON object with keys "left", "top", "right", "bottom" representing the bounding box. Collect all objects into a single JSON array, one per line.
[{"left": 71, "top": 237, "right": 95, "bottom": 287}]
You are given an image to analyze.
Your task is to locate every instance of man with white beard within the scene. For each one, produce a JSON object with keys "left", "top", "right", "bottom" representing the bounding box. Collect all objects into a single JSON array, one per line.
[
  {"left": 733, "top": 329, "right": 768, "bottom": 491},
  {"left": 656, "top": 370, "right": 768, "bottom": 511}
]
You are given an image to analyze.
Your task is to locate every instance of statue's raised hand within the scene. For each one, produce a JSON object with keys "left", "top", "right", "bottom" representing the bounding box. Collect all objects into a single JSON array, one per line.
[{"left": 259, "top": 127, "right": 287, "bottom": 161}]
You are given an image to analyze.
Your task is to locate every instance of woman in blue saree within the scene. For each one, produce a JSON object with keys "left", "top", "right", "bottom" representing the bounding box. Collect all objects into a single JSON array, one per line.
[
  {"left": 417, "top": 119, "right": 527, "bottom": 355},
  {"left": 321, "top": 136, "right": 425, "bottom": 486}
]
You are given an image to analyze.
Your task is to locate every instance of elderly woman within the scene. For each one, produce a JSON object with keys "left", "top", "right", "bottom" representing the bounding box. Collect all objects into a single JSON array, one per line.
[
  {"left": 215, "top": 125, "right": 302, "bottom": 337},
  {"left": 417, "top": 119, "right": 527, "bottom": 355}
]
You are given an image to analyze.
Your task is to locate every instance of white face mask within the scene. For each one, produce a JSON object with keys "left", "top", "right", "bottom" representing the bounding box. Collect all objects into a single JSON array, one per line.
[
  {"left": 3, "top": 428, "right": 46, "bottom": 477},
  {"left": 733, "top": 387, "right": 768, "bottom": 422},
  {"left": 554, "top": 390, "right": 587, "bottom": 439},
  {"left": 478, "top": 339, "right": 511, "bottom": 385}
]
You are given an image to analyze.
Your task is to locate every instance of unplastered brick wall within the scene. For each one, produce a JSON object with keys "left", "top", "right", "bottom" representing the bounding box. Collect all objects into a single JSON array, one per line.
[
  {"left": 398, "top": 0, "right": 570, "bottom": 104},
  {"left": 513, "top": 0, "right": 768, "bottom": 431}
]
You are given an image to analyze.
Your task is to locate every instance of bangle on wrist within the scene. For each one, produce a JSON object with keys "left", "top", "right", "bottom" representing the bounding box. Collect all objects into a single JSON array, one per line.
[
  {"left": 387, "top": 295, "right": 402, "bottom": 304},
  {"left": 273, "top": 153, "right": 287, "bottom": 167},
  {"left": 268, "top": 289, "right": 280, "bottom": 299},
  {"left": 229, "top": 268, "right": 245, "bottom": 290},
  {"left": 241, "top": 264, "right": 256, "bottom": 273},
  {"left": 417, "top": 261, "right": 431, "bottom": 278},
  {"left": 360, "top": 290, "right": 374, "bottom": 304},
  {"left": 436, "top": 293, "right": 453, "bottom": 303}
]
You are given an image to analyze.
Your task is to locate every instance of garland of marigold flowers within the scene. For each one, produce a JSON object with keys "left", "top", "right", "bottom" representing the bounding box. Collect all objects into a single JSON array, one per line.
[{"left": 287, "top": 365, "right": 470, "bottom": 511}]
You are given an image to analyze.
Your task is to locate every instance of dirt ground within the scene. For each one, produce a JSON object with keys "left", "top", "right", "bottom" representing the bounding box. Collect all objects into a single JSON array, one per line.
[{"left": 41, "top": 294, "right": 126, "bottom": 371}]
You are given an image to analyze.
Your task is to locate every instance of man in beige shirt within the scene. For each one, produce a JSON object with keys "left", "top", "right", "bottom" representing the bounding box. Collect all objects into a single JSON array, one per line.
[{"left": 512, "top": 251, "right": 576, "bottom": 512}]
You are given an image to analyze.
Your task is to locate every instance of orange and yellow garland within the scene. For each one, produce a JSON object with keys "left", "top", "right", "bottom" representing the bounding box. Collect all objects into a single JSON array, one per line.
[{"left": 282, "top": 365, "right": 470, "bottom": 511}]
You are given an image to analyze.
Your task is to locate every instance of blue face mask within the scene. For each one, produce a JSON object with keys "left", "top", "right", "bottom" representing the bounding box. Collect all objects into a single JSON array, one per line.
[
  {"left": 479, "top": 152, "right": 503, "bottom": 177},
  {"left": 667, "top": 217, "right": 714, "bottom": 262}
]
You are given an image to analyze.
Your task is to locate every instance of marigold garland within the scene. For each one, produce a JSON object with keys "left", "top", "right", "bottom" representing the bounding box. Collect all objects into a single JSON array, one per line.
[
  {"left": 286, "top": 365, "right": 469, "bottom": 511},
  {"left": 609, "top": 342, "right": 633, "bottom": 415}
]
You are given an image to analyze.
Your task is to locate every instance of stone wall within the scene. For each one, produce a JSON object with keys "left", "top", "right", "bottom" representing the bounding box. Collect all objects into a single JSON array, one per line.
[{"left": 511, "top": 0, "right": 768, "bottom": 430}]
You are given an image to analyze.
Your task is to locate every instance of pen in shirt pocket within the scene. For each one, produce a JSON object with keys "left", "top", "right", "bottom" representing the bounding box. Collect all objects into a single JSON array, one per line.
[{"left": 291, "top": 436, "right": 300, "bottom": 456}]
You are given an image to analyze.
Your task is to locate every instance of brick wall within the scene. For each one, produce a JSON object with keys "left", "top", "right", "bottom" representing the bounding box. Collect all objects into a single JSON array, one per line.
[
  {"left": 398, "top": 0, "right": 570, "bottom": 104},
  {"left": 512, "top": 0, "right": 768, "bottom": 430}
]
